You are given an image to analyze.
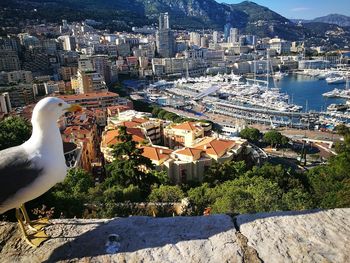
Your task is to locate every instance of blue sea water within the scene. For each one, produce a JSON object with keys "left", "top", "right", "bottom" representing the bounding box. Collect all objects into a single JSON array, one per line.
[{"left": 274, "top": 74, "right": 346, "bottom": 112}]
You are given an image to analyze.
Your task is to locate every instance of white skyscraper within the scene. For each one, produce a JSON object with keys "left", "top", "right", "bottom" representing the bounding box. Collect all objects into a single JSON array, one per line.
[
  {"left": 229, "top": 28, "right": 239, "bottom": 43},
  {"left": 190, "top": 32, "right": 201, "bottom": 46},
  {"left": 156, "top": 13, "right": 175, "bottom": 58},
  {"left": 212, "top": 31, "right": 219, "bottom": 44}
]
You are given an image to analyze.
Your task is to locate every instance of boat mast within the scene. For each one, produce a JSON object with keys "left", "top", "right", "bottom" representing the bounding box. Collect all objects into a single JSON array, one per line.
[
  {"left": 254, "top": 52, "right": 256, "bottom": 85},
  {"left": 266, "top": 49, "right": 269, "bottom": 89}
]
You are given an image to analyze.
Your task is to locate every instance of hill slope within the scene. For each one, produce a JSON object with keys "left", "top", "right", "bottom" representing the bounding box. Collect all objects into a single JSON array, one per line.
[
  {"left": 0, "top": 0, "right": 304, "bottom": 39},
  {"left": 313, "top": 14, "right": 350, "bottom": 27},
  {"left": 0, "top": 0, "right": 349, "bottom": 43}
]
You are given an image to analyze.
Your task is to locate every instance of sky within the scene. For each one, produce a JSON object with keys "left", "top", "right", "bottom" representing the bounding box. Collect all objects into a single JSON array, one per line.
[{"left": 219, "top": 0, "right": 350, "bottom": 19}]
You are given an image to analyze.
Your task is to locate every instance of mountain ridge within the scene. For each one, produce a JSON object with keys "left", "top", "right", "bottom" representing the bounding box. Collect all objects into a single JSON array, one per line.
[
  {"left": 0, "top": 0, "right": 305, "bottom": 40},
  {"left": 312, "top": 14, "right": 350, "bottom": 27},
  {"left": 0, "top": 0, "right": 349, "bottom": 44},
  {"left": 291, "top": 13, "right": 350, "bottom": 27}
]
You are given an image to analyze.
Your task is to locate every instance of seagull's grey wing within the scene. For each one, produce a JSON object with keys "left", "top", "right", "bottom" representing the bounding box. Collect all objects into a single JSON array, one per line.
[{"left": 0, "top": 146, "right": 44, "bottom": 204}]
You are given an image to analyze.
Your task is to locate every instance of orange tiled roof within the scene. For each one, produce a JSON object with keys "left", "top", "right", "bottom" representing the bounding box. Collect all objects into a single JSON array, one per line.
[
  {"left": 58, "top": 91, "right": 118, "bottom": 101},
  {"left": 173, "top": 121, "right": 201, "bottom": 132},
  {"left": 63, "top": 125, "right": 91, "bottom": 135},
  {"left": 103, "top": 128, "right": 146, "bottom": 146},
  {"left": 132, "top": 118, "right": 148, "bottom": 124},
  {"left": 117, "top": 118, "right": 147, "bottom": 128},
  {"left": 175, "top": 147, "right": 202, "bottom": 158},
  {"left": 141, "top": 146, "right": 172, "bottom": 161},
  {"left": 194, "top": 138, "right": 236, "bottom": 156},
  {"left": 119, "top": 121, "right": 140, "bottom": 128},
  {"left": 94, "top": 108, "right": 105, "bottom": 114},
  {"left": 107, "top": 105, "right": 131, "bottom": 113}
]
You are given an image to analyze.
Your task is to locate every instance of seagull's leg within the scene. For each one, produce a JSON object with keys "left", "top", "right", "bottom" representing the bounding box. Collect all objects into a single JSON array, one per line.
[
  {"left": 20, "top": 204, "right": 49, "bottom": 231},
  {"left": 16, "top": 208, "right": 49, "bottom": 247},
  {"left": 20, "top": 204, "right": 37, "bottom": 232},
  {"left": 15, "top": 208, "right": 27, "bottom": 236}
]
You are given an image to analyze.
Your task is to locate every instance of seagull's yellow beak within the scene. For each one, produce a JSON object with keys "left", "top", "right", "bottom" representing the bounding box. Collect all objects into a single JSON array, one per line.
[{"left": 65, "top": 104, "right": 82, "bottom": 112}]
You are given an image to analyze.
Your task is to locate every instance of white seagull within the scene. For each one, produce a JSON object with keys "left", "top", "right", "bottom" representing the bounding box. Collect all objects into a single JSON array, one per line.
[{"left": 0, "top": 97, "right": 82, "bottom": 247}]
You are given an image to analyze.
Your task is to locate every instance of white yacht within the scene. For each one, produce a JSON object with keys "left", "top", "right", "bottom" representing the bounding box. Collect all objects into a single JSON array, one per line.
[
  {"left": 326, "top": 76, "right": 346, "bottom": 84},
  {"left": 323, "top": 88, "right": 342, "bottom": 97},
  {"left": 327, "top": 104, "right": 349, "bottom": 112}
]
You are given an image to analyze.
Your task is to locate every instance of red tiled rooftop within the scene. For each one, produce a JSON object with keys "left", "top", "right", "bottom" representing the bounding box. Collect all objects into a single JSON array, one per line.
[
  {"left": 175, "top": 147, "right": 202, "bottom": 157},
  {"left": 194, "top": 138, "right": 236, "bottom": 156},
  {"left": 172, "top": 121, "right": 202, "bottom": 132},
  {"left": 141, "top": 146, "right": 173, "bottom": 161},
  {"left": 103, "top": 127, "right": 146, "bottom": 146},
  {"left": 58, "top": 91, "right": 119, "bottom": 101}
]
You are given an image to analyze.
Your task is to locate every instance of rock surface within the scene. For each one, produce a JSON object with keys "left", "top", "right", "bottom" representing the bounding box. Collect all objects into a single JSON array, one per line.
[
  {"left": 0, "top": 209, "right": 349, "bottom": 263},
  {"left": 236, "top": 208, "right": 350, "bottom": 263},
  {"left": 0, "top": 215, "right": 243, "bottom": 263}
]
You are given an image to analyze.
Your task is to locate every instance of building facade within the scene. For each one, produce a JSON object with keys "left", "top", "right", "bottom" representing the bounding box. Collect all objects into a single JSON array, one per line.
[{"left": 156, "top": 13, "right": 175, "bottom": 58}]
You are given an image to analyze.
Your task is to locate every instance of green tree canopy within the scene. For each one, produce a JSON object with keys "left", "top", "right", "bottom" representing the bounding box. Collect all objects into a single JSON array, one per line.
[
  {"left": 239, "top": 127, "right": 261, "bottom": 142},
  {"left": 210, "top": 176, "right": 283, "bottom": 214},
  {"left": 157, "top": 110, "right": 167, "bottom": 119},
  {"left": 149, "top": 185, "right": 185, "bottom": 202},
  {"left": 305, "top": 125, "right": 350, "bottom": 209},
  {"left": 0, "top": 116, "right": 32, "bottom": 150},
  {"left": 152, "top": 107, "right": 162, "bottom": 117},
  {"left": 263, "top": 130, "right": 288, "bottom": 148},
  {"left": 105, "top": 126, "right": 159, "bottom": 196},
  {"left": 204, "top": 161, "right": 246, "bottom": 186},
  {"left": 28, "top": 168, "right": 94, "bottom": 218}
]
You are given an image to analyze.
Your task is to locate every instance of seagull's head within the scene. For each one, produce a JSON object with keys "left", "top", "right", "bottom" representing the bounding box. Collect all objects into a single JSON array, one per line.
[{"left": 32, "top": 97, "right": 82, "bottom": 125}]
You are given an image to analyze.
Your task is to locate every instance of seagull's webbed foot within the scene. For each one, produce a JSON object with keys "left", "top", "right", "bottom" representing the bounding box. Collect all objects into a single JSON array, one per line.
[
  {"left": 30, "top": 217, "right": 50, "bottom": 231},
  {"left": 26, "top": 230, "right": 49, "bottom": 248},
  {"left": 16, "top": 208, "right": 49, "bottom": 247},
  {"left": 20, "top": 204, "right": 50, "bottom": 231}
]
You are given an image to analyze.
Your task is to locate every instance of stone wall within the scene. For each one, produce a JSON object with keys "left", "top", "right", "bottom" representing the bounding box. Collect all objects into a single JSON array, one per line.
[{"left": 0, "top": 208, "right": 349, "bottom": 263}]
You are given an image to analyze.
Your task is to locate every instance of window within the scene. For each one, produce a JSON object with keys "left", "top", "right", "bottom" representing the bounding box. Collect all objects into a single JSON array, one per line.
[{"left": 180, "top": 169, "right": 187, "bottom": 184}]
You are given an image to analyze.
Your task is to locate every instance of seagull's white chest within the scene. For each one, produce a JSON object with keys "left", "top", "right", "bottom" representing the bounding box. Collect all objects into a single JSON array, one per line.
[{"left": 27, "top": 137, "right": 68, "bottom": 186}]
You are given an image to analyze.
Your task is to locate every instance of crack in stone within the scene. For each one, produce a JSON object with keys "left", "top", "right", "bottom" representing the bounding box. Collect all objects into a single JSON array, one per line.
[{"left": 231, "top": 216, "right": 264, "bottom": 263}]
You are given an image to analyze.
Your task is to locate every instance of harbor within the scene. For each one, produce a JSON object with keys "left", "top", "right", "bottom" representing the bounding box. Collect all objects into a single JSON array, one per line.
[{"left": 139, "top": 69, "right": 350, "bottom": 131}]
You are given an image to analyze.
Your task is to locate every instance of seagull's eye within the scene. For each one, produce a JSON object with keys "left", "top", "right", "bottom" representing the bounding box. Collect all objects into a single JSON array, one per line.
[{"left": 58, "top": 103, "right": 63, "bottom": 107}]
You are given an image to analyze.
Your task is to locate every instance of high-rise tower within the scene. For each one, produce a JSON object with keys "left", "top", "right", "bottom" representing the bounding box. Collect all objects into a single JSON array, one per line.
[{"left": 156, "top": 13, "right": 175, "bottom": 58}]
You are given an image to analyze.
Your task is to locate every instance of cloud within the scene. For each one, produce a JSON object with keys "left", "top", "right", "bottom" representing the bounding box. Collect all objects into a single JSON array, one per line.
[{"left": 291, "top": 7, "right": 311, "bottom": 12}]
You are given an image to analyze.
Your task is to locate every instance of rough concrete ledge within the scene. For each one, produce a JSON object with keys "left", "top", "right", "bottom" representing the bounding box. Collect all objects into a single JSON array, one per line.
[
  {"left": 0, "top": 209, "right": 349, "bottom": 263},
  {"left": 236, "top": 208, "right": 350, "bottom": 263}
]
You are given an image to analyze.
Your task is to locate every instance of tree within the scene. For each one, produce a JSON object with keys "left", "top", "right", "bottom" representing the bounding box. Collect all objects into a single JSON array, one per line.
[
  {"left": 187, "top": 183, "right": 214, "bottom": 214},
  {"left": 263, "top": 130, "right": 288, "bottom": 148},
  {"left": 0, "top": 116, "right": 32, "bottom": 150},
  {"left": 239, "top": 127, "right": 261, "bottom": 143},
  {"left": 210, "top": 176, "right": 283, "bottom": 214},
  {"left": 164, "top": 112, "right": 178, "bottom": 122},
  {"left": 150, "top": 170, "right": 170, "bottom": 185},
  {"left": 204, "top": 161, "right": 246, "bottom": 186},
  {"left": 305, "top": 125, "right": 350, "bottom": 209},
  {"left": 245, "top": 163, "right": 307, "bottom": 192},
  {"left": 152, "top": 107, "right": 162, "bottom": 117},
  {"left": 334, "top": 124, "right": 350, "bottom": 153},
  {"left": 105, "top": 126, "right": 159, "bottom": 196},
  {"left": 157, "top": 110, "right": 167, "bottom": 119},
  {"left": 123, "top": 184, "right": 142, "bottom": 202},
  {"left": 148, "top": 185, "right": 185, "bottom": 202},
  {"left": 28, "top": 168, "right": 94, "bottom": 218},
  {"left": 56, "top": 168, "right": 95, "bottom": 196},
  {"left": 282, "top": 188, "right": 313, "bottom": 211}
]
